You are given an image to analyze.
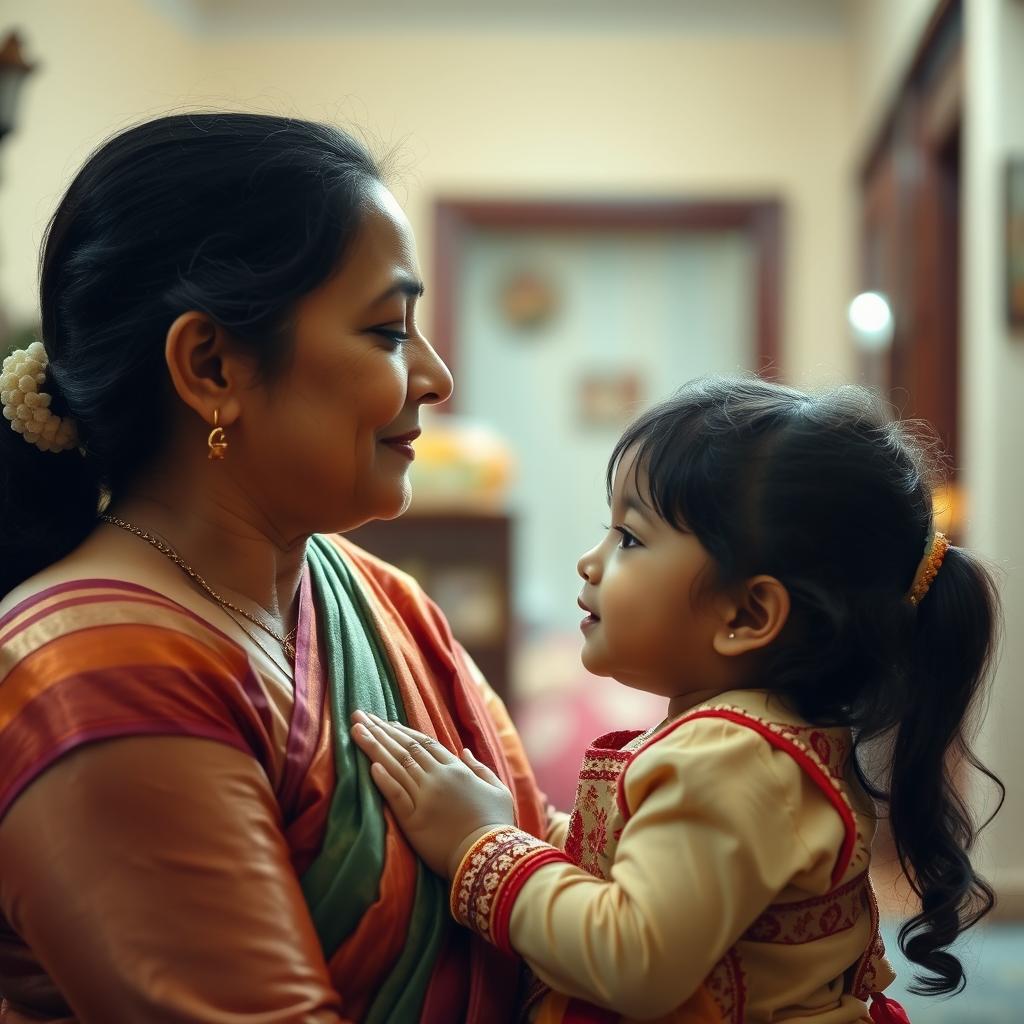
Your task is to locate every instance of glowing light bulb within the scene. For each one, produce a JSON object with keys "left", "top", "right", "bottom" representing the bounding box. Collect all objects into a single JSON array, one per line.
[{"left": 848, "top": 292, "right": 894, "bottom": 351}]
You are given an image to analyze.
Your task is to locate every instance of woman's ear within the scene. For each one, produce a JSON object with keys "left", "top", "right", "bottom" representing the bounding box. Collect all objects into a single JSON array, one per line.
[
  {"left": 164, "top": 311, "right": 247, "bottom": 426},
  {"left": 713, "top": 575, "right": 791, "bottom": 657}
]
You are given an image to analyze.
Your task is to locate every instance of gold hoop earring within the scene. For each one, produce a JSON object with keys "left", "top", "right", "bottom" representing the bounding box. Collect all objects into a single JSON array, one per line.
[{"left": 207, "top": 410, "right": 228, "bottom": 461}]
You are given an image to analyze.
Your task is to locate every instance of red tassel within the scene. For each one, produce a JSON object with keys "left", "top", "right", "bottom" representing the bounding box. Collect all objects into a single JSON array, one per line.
[{"left": 869, "top": 992, "right": 912, "bottom": 1023}]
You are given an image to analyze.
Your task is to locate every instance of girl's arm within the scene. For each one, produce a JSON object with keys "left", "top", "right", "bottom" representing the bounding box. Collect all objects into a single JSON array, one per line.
[
  {"left": 0, "top": 736, "right": 349, "bottom": 1023},
  {"left": 352, "top": 713, "right": 843, "bottom": 1019}
]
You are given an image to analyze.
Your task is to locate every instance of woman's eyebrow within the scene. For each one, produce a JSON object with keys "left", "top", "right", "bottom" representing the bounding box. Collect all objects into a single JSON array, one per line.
[{"left": 367, "top": 275, "right": 425, "bottom": 306}]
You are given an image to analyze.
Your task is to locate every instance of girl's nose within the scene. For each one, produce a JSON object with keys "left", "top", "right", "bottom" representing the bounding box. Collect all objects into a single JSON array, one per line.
[{"left": 577, "top": 545, "right": 602, "bottom": 584}]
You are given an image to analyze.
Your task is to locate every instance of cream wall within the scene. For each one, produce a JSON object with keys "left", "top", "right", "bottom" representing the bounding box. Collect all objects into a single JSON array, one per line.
[
  {"left": 844, "top": 0, "right": 943, "bottom": 159},
  {"left": 0, "top": 0, "right": 197, "bottom": 319},
  {"left": 0, "top": 1, "right": 854, "bottom": 384}
]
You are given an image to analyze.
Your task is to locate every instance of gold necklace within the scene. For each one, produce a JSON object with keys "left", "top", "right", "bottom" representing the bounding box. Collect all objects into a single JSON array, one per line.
[
  {"left": 100, "top": 514, "right": 298, "bottom": 661},
  {"left": 220, "top": 607, "right": 295, "bottom": 678}
]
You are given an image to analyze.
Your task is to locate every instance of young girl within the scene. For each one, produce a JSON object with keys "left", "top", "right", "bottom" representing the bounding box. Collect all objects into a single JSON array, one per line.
[{"left": 351, "top": 377, "right": 1001, "bottom": 1024}]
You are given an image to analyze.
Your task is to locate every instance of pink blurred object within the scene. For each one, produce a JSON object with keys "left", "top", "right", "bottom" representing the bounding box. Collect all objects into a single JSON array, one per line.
[{"left": 512, "top": 631, "right": 664, "bottom": 810}]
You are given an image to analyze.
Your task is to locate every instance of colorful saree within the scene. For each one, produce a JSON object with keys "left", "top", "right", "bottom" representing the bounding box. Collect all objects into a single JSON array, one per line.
[{"left": 0, "top": 534, "right": 547, "bottom": 1022}]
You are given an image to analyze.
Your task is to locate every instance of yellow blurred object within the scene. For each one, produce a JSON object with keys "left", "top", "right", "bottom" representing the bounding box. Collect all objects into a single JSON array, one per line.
[
  {"left": 932, "top": 482, "right": 965, "bottom": 540},
  {"left": 409, "top": 413, "right": 515, "bottom": 511}
]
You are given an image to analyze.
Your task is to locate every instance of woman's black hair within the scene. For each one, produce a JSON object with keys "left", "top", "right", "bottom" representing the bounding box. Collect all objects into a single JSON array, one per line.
[
  {"left": 1, "top": 113, "right": 383, "bottom": 598},
  {"left": 610, "top": 375, "right": 1001, "bottom": 997}
]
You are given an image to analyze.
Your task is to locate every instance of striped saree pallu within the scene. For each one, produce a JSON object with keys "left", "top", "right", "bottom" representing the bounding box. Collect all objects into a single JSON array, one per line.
[{"left": 269, "top": 534, "right": 548, "bottom": 1022}]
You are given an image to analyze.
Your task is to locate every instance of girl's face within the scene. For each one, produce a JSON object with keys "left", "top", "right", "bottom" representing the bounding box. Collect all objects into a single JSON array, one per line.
[
  {"left": 576, "top": 449, "right": 731, "bottom": 702},
  {"left": 236, "top": 181, "right": 453, "bottom": 536}
]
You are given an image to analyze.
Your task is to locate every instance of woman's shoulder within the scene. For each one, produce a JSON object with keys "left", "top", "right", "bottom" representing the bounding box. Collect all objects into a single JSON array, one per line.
[
  {"left": 0, "top": 572, "right": 279, "bottom": 827},
  {"left": 1, "top": 572, "right": 247, "bottom": 673}
]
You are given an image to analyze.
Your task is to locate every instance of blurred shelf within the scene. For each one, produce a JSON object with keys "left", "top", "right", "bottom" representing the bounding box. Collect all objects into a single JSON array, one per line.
[{"left": 345, "top": 512, "right": 513, "bottom": 702}]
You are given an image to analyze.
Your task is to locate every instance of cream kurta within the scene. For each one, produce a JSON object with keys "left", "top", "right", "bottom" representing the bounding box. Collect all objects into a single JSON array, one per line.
[{"left": 451, "top": 690, "right": 902, "bottom": 1024}]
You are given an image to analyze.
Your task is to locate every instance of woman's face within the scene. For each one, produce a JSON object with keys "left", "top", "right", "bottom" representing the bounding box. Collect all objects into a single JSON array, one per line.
[{"left": 237, "top": 181, "right": 453, "bottom": 537}]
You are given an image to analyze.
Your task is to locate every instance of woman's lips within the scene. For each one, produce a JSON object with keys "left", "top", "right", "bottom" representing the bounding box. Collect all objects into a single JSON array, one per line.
[{"left": 380, "top": 429, "right": 421, "bottom": 462}]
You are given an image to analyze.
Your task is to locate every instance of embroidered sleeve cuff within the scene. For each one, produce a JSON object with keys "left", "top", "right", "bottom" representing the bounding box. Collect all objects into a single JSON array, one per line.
[{"left": 449, "top": 825, "right": 569, "bottom": 954}]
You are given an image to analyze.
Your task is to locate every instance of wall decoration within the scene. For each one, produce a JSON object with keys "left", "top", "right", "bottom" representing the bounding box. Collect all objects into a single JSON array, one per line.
[
  {"left": 497, "top": 268, "right": 560, "bottom": 330},
  {"left": 577, "top": 370, "right": 644, "bottom": 429}
]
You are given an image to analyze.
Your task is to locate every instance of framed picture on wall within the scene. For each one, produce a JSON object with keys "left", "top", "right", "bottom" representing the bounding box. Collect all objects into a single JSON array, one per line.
[{"left": 1007, "top": 158, "right": 1024, "bottom": 328}]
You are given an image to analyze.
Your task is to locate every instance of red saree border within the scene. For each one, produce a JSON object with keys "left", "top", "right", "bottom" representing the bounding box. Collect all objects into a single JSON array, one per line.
[{"left": 276, "top": 569, "right": 322, "bottom": 818}]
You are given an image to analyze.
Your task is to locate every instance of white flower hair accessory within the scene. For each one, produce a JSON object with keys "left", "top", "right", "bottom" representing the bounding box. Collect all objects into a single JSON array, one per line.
[{"left": 1, "top": 341, "right": 79, "bottom": 453}]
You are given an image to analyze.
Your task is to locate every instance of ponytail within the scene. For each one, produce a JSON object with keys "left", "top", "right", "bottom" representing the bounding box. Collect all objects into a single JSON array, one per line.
[{"left": 873, "top": 545, "right": 1001, "bottom": 995}]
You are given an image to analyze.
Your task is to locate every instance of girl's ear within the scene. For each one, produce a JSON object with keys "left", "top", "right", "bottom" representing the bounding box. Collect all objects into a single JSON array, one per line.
[{"left": 713, "top": 575, "right": 791, "bottom": 657}]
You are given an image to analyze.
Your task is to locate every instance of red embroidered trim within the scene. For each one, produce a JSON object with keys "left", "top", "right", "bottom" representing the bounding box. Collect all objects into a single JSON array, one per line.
[
  {"left": 450, "top": 826, "right": 569, "bottom": 955},
  {"left": 589, "top": 729, "right": 645, "bottom": 750},
  {"left": 491, "top": 848, "right": 568, "bottom": 953},
  {"left": 705, "top": 948, "right": 747, "bottom": 1024},
  {"left": 566, "top": 741, "right": 635, "bottom": 873},
  {"left": 743, "top": 869, "right": 869, "bottom": 945},
  {"left": 852, "top": 873, "right": 885, "bottom": 1000},
  {"left": 616, "top": 708, "right": 857, "bottom": 887},
  {"left": 564, "top": 805, "right": 585, "bottom": 866}
]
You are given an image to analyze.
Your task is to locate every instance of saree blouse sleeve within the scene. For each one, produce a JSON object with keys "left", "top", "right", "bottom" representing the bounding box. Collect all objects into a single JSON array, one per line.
[
  {"left": 0, "top": 580, "right": 282, "bottom": 822},
  {"left": 0, "top": 735, "right": 348, "bottom": 1023},
  {"left": 449, "top": 715, "right": 846, "bottom": 1020}
]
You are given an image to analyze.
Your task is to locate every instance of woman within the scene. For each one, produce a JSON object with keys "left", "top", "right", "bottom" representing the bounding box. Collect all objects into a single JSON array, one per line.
[{"left": 0, "top": 114, "right": 559, "bottom": 1023}]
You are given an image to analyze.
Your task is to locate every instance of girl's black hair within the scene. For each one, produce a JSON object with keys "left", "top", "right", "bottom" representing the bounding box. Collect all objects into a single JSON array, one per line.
[
  {"left": 1, "top": 113, "right": 382, "bottom": 598},
  {"left": 611, "top": 375, "right": 1001, "bottom": 997}
]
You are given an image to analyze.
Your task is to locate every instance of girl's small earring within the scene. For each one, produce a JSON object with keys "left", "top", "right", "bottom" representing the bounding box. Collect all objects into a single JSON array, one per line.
[
  {"left": 207, "top": 409, "right": 228, "bottom": 461},
  {"left": 728, "top": 632, "right": 736, "bottom": 640}
]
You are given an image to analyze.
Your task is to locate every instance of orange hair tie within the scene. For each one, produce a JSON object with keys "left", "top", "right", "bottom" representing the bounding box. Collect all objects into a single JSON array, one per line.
[{"left": 907, "top": 531, "right": 950, "bottom": 607}]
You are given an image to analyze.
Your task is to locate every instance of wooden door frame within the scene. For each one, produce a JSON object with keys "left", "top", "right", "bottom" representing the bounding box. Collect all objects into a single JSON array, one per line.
[
  {"left": 858, "top": 0, "right": 962, "bottom": 464},
  {"left": 431, "top": 197, "right": 784, "bottom": 406}
]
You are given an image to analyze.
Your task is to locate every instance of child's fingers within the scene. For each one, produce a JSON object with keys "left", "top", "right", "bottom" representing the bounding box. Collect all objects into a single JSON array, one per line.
[
  {"left": 386, "top": 719, "right": 457, "bottom": 765},
  {"left": 370, "top": 761, "right": 415, "bottom": 818},
  {"left": 351, "top": 722, "right": 421, "bottom": 799},
  {"left": 366, "top": 714, "right": 447, "bottom": 770},
  {"left": 363, "top": 717, "right": 434, "bottom": 776},
  {"left": 461, "top": 748, "right": 504, "bottom": 788}
]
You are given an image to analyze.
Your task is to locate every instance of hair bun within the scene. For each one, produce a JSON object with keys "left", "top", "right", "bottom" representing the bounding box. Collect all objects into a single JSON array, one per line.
[{"left": 0, "top": 341, "right": 79, "bottom": 453}]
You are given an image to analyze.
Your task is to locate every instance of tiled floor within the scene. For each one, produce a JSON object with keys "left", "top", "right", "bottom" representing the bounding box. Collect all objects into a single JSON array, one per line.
[{"left": 880, "top": 923, "right": 1024, "bottom": 1023}]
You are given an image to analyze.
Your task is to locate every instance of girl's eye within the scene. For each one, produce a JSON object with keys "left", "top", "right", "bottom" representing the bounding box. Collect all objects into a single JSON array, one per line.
[{"left": 614, "top": 526, "right": 641, "bottom": 549}]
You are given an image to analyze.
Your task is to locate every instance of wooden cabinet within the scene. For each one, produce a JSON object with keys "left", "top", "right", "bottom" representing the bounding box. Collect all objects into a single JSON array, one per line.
[{"left": 345, "top": 512, "right": 513, "bottom": 702}]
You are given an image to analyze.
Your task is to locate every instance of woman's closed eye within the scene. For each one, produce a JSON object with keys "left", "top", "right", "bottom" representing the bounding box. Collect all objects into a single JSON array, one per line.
[{"left": 369, "top": 325, "right": 409, "bottom": 346}]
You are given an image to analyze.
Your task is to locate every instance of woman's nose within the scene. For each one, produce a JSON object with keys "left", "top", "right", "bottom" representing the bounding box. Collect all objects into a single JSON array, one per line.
[{"left": 411, "top": 335, "right": 454, "bottom": 407}]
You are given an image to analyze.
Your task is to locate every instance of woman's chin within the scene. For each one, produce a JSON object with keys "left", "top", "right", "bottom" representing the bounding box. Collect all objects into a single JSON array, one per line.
[{"left": 371, "top": 480, "right": 414, "bottom": 521}]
